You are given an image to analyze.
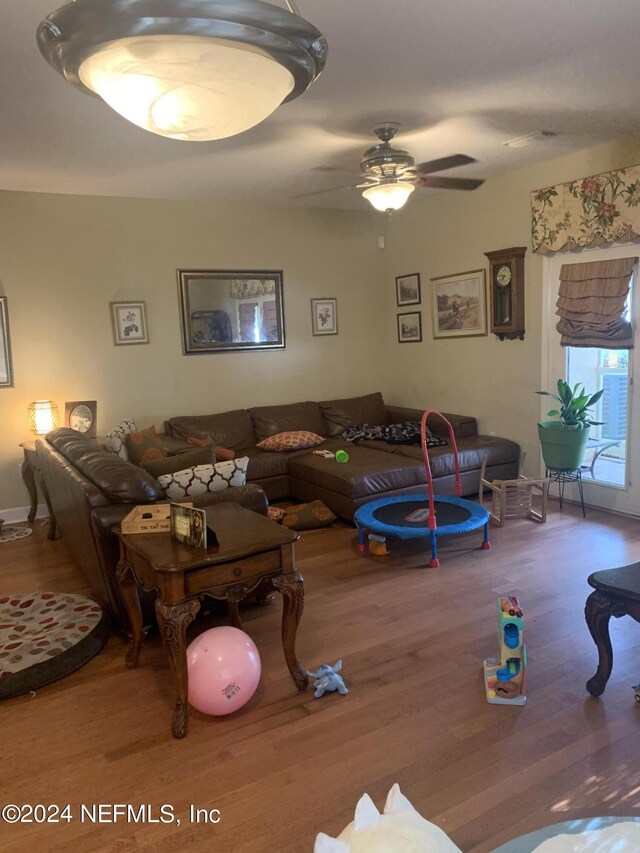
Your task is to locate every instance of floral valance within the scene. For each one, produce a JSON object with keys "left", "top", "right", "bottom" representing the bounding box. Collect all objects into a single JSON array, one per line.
[
  {"left": 229, "top": 279, "right": 275, "bottom": 299},
  {"left": 531, "top": 165, "right": 640, "bottom": 254}
]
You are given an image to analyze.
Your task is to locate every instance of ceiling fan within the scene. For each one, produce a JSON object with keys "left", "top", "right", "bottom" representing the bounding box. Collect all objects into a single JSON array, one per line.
[{"left": 296, "top": 122, "right": 485, "bottom": 212}]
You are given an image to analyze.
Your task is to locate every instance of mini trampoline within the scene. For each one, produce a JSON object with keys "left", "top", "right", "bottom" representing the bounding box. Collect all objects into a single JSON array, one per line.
[{"left": 354, "top": 410, "right": 490, "bottom": 567}]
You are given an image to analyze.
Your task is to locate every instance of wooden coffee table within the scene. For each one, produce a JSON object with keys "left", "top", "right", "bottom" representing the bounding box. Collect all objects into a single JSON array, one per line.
[{"left": 115, "top": 502, "right": 307, "bottom": 738}]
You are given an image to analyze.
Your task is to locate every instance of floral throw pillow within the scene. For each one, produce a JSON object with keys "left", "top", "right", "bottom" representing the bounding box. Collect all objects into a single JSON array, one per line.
[
  {"left": 105, "top": 418, "right": 137, "bottom": 461},
  {"left": 257, "top": 431, "right": 325, "bottom": 452},
  {"left": 158, "top": 457, "right": 249, "bottom": 501},
  {"left": 125, "top": 426, "right": 168, "bottom": 468},
  {"left": 282, "top": 500, "right": 337, "bottom": 530}
]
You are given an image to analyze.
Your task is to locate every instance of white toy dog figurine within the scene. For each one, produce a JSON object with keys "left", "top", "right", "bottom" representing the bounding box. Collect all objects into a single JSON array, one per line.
[{"left": 306, "top": 660, "right": 349, "bottom": 698}]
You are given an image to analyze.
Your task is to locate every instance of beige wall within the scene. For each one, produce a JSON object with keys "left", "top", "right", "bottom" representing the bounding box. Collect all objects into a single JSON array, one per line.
[
  {"left": 3, "top": 134, "right": 639, "bottom": 511},
  {"left": 381, "top": 135, "right": 640, "bottom": 475},
  {"left": 0, "top": 191, "right": 383, "bottom": 511}
]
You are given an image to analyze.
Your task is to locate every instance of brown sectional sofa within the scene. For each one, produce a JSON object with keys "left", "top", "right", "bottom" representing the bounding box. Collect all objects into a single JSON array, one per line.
[
  {"left": 37, "top": 393, "right": 518, "bottom": 629},
  {"left": 165, "top": 392, "right": 520, "bottom": 521}
]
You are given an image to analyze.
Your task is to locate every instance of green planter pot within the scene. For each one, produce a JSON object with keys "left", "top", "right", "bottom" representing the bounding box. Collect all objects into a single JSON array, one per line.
[{"left": 538, "top": 421, "right": 591, "bottom": 470}]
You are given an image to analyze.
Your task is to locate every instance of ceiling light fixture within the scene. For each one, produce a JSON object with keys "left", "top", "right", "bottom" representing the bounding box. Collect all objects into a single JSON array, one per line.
[
  {"left": 37, "top": 0, "right": 327, "bottom": 142},
  {"left": 503, "top": 130, "right": 556, "bottom": 150},
  {"left": 362, "top": 181, "right": 415, "bottom": 213}
]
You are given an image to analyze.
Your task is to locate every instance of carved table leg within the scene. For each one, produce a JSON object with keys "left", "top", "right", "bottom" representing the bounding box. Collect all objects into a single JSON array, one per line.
[
  {"left": 39, "top": 476, "right": 57, "bottom": 539},
  {"left": 226, "top": 583, "right": 245, "bottom": 630},
  {"left": 116, "top": 559, "right": 144, "bottom": 669},
  {"left": 585, "top": 590, "right": 614, "bottom": 696},
  {"left": 155, "top": 599, "right": 201, "bottom": 739},
  {"left": 271, "top": 571, "right": 308, "bottom": 692},
  {"left": 21, "top": 458, "right": 38, "bottom": 524}
]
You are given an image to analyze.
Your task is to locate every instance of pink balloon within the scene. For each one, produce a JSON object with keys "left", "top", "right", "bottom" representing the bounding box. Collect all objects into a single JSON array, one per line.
[{"left": 187, "top": 626, "right": 261, "bottom": 716}]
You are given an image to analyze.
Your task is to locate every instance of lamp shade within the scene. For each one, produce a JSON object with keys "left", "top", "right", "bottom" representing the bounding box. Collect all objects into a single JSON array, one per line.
[
  {"left": 37, "top": 0, "right": 328, "bottom": 142},
  {"left": 362, "top": 182, "right": 415, "bottom": 213},
  {"left": 79, "top": 36, "right": 295, "bottom": 141},
  {"left": 28, "top": 400, "right": 59, "bottom": 435}
]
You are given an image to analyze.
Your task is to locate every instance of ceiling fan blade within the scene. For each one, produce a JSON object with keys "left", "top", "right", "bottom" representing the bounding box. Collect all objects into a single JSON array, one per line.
[
  {"left": 290, "top": 183, "right": 361, "bottom": 199},
  {"left": 416, "top": 175, "right": 485, "bottom": 191},
  {"left": 415, "top": 154, "right": 477, "bottom": 175}
]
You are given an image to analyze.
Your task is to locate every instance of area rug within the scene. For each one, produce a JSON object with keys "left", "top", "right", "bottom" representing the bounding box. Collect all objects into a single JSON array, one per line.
[
  {"left": 0, "top": 593, "right": 110, "bottom": 700},
  {"left": 0, "top": 526, "right": 33, "bottom": 543}
]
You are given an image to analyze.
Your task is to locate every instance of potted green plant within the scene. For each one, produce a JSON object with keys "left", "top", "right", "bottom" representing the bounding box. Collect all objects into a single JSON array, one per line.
[{"left": 536, "top": 379, "right": 604, "bottom": 470}]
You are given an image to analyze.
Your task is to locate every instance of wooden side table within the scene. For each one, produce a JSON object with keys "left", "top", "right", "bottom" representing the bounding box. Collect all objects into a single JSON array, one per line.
[
  {"left": 115, "top": 502, "right": 308, "bottom": 738},
  {"left": 585, "top": 562, "right": 640, "bottom": 697},
  {"left": 19, "top": 441, "right": 57, "bottom": 538}
]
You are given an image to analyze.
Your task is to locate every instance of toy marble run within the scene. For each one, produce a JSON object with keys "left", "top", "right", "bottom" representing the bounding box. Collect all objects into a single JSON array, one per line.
[{"left": 483, "top": 595, "right": 526, "bottom": 705}]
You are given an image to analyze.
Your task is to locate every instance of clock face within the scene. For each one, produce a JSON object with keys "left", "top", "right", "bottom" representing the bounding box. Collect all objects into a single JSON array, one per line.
[{"left": 496, "top": 265, "right": 512, "bottom": 287}]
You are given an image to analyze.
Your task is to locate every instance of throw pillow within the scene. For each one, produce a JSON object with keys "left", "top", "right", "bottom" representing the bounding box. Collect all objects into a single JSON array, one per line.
[
  {"left": 186, "top": 435, "right": 210, "bottom": 448},
  {"left": 126, "top": 426, "right": 168, "bottom": 468},
  {"left": 214, "top": 446, "right": 236, "bottom": 462},
  {"left": 186, "top": 435, "right": 236, "bottom": 462},
  {"left": 158, "top": 457, "right": 249, "bottom": 501},
  {"left": 105, "top": 418, "right": 137, "bottom": 461},
  {"left": 282, "top": 500, "right": 337, "bottom": 530},
  {"left": 142, "top": 447, "right": 216, "bottom": 478},
  {"left": 257, "top": 431, "right": 325, "bottom": 452}
]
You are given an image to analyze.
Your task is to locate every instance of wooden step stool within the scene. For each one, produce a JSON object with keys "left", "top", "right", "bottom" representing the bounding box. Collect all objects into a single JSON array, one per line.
[{"left": 479, "top": 453, "right": 550, "bottom": 526}]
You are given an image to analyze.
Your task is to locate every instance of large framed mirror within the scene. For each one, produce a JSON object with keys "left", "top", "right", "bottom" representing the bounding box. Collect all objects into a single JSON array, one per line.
[
  {"left": 0, "top": 297, "right": 14, "bottom": 387},
  {"left": 177, "top": 269, "right": 285, "bottom": 354}
]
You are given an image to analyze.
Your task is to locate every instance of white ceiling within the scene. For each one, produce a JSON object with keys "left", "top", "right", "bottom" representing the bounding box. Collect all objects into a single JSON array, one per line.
[{"left": 3, "top": 0, "right": 640, "bottom": 210}]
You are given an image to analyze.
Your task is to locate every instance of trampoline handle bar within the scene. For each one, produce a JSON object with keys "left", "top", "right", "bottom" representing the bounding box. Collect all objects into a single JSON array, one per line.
[{"left": 420, "top": 410, "right": 462, "bottom": 530}]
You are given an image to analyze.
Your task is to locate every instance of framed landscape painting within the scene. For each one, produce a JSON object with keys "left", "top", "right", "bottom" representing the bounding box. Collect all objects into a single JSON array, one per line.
[
  {"left": 397, "top": 311, "right": 422, "bottom": 343},
  {"left": 396, "top": 273, "right": 421, "bottom": 306},
  {"left": 430, "top": 269, "right": 487, "bottom": 339}
]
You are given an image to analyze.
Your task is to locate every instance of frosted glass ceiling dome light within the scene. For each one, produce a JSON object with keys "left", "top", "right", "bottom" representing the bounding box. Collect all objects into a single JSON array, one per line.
[
  {"left": 37, "top": 0, "right": 327, "bottom": 142},
  {"left": 362, "top": 181, "right": 415, "bottom": 213}
]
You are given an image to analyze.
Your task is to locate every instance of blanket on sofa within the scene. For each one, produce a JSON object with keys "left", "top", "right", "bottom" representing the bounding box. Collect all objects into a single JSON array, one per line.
[{"left": 341, "top": 422, "right": 447, "bottom": 447}]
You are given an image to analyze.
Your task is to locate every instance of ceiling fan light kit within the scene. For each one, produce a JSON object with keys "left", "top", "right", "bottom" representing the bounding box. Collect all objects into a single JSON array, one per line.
[
  {"left": 300, "top": 123, "right": 485, "bottom": 212},
  {"left": 37, "top": 0, "right": 327, "bottom": 141},
  {"left": 362, "top": 181, "right": 415, "bottom": 213}
]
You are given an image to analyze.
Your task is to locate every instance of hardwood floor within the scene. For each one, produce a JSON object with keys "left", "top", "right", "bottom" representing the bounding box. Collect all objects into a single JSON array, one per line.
[{"left": 2, "top": 505, "right": 640, "bottom": 852}]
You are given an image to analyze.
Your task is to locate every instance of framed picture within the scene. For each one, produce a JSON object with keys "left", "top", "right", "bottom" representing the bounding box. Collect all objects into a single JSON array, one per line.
[
  {"left": 430, "top": 269, "right": 487, "bottom": 339},
  {"left": 397, "top": 311, "right": 422, "bottom": 343},
  {"left": 0, "top": 297, "right": 13, "bottom": 388},
  {"left": 396, "top": 273, "right": 421, "bottom": 306},
  {"left": 65, "top": 400, "right": 97, "bottom": 438},
  {"left": 311, "top": 298, "right": 338, "bottom": 336},
  {"left": 170, "top": 503, "right": 208, "bottom": 549},
  {"left": 177, "top": 269, "right": 285, "bottom": 354},
  {"left": 110, "top": 301, "right": 149, "bottom": 345}
]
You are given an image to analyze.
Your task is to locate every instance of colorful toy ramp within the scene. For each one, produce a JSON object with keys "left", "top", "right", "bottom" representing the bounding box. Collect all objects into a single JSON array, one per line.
[{"left": 483, "top": 596, "right": 526, "bottom": 705}]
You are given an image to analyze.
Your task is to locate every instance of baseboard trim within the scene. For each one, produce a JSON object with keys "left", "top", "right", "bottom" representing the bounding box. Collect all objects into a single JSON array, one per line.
[{"left": 0, "top": 504, "right": 47, "bottom": 523}]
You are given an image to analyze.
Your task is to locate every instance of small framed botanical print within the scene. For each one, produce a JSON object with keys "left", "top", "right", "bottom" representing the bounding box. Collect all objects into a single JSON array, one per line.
[
  {"left": 110, "top": 301, "right": 149, "bottom": 345},
  {"left": 311, "top": 298, "right": 338, "bottom": 335}
]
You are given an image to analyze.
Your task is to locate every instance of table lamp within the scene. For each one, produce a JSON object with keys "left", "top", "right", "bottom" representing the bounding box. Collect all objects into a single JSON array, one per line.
[{"left": 28, "top": 400, "right": 59, "bottom": 435}]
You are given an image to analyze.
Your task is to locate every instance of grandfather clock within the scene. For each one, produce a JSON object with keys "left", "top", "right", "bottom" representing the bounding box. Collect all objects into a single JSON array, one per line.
[{"left": 484, "top": 247, "right": 527, "bottom": 340}]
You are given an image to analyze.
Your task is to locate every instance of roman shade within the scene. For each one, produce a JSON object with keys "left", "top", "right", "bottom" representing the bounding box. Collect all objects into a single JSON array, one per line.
[{"left": 556, "top": 257, "right": 637, "bottom": 348}]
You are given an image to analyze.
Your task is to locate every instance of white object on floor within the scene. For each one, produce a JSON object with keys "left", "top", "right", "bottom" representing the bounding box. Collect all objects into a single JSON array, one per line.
[{"left": 314, "top": 783, "right": 462, "bottom": 852}]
